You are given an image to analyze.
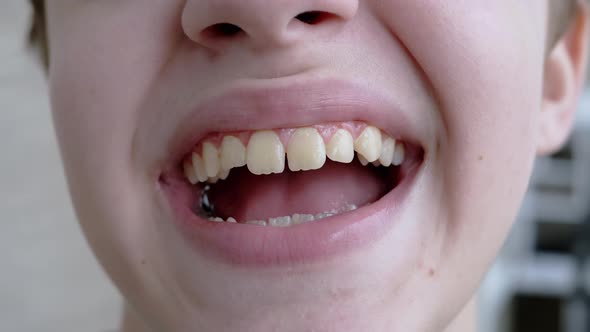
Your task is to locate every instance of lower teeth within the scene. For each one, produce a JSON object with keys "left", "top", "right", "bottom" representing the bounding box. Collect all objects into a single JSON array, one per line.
[{"left": 206, "top": 204, "right": 359, "bottom": 227}]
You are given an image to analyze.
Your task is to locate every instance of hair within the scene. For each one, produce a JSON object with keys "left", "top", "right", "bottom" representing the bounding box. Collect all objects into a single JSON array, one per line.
[
  {"left": 29, "top": 0, "right": 47, "bottom": 68},
  {"left": 28, "top": 0, "right": 585, "bottom": 69}
]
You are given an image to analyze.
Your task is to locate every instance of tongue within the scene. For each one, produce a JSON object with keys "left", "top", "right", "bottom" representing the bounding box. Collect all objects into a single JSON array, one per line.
[{"left": 208, "top": 161, "right": 391, "bottom": 222}]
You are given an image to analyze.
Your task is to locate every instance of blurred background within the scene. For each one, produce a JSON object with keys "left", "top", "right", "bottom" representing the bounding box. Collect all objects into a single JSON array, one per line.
[
  {"left": 0, "top": 1, "right": 589, "bottom": 331},
  {"left": 478, "top": 79, "right": 590, "bottom": 330},
  {"left": 0, "top": 1, "right": 121, "bottom": 332},
  {"left": 478, "top": 92, "right": 590, "bottom": 331}
]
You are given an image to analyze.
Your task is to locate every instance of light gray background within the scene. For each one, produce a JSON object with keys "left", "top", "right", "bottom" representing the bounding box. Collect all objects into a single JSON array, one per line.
[{"left": 0, "top": 1, "right": 121, "bottom": 332}]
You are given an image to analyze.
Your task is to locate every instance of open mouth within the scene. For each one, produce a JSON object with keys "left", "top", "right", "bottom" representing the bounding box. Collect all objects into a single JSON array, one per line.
[
  {"left": 157, "top": 80, "right": 426, "bottom": 266},
  {"left": 179, "top": 122, "right": 421, "bottom": 226}
]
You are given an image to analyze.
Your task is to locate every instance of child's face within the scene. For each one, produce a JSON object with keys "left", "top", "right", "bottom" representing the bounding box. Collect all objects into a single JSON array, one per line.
[{"left": 45, "top": 1, "right": 583, "bottom": 331}]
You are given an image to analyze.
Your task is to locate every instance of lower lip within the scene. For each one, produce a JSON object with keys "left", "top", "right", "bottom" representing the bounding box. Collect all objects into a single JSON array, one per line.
[{"left": 160, "top": 163, "right": 421, "bottom": 267}]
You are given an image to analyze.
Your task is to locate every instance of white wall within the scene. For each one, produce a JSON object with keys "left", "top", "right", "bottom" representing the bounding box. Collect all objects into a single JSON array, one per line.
[{"left": 0, "top": 1, "right": 121, "bottom": 332}]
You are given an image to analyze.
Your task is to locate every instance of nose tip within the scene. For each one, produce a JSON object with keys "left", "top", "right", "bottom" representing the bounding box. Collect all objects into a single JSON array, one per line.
[{"left": 182, "top": 0, "right": 358, "bottom": 51}]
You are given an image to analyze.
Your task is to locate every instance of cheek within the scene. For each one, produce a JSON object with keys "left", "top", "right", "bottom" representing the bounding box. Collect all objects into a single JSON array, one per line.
[
  {"left": 430, "top": 18, "right": 543, "bottom": 242},
  {"left": 369, "top": 3, "right": 547, "bottom": 322},
  {"left": 46, "top": 1, "right": 184, "bottom": 200},
  {"left": 375, "top": 1, "right": 546, "bottom": 250},
  {"left": 45, "top": 2, "right": 185, "bottom": 280}
]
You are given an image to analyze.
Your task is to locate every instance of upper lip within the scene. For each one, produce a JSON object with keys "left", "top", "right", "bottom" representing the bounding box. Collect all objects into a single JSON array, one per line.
[{"left": 162, "top": 77, "right": 426, "bottom": 172}]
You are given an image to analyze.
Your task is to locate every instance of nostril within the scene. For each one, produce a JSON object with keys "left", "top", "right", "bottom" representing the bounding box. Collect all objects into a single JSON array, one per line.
[
  {"left": 202, "top": 23, "right": 244, "bottom": 39},
  {"left": 295, "top": 11, "right": 335, "bottom": 25}
]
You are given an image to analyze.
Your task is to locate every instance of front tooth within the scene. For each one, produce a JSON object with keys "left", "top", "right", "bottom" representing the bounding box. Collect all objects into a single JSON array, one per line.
[
  {"left": 245, "top": 220, "right": 267, "bottom": 226},
  {"left": 226, "top": 217, "right": 237, "bottom": 223},
  {"left": 358, "top": 154, "right": 369, "bottom": 166},
  {"left": 220, "top": 136, "right": 246, "bottom": 170},
  {"left": 218, "top": 168, "right": 230, "bottom": 180},
  {"left": 344, "top": 203, "right": 358, "bottom": 212},
  {"left": 183, "top": 160, "right": 198, "bottom": 184},
  {"left": 269, "top": 216, "right": 292, "bottom": 227},
  {"left": 287, "top": 128, "right": 326, "bottom": 171},
  {"left": 292, "top": 214, "right": 315, "bottom": 224},
  {"left": 392, "top": 142, "right": 405, "bottom": 166},
  {"left": 191, "top": 153, "right": 208, "bottom": 182},
  {"left": 326, "top": 129, "right": 354, "bottom": 163},
  {"left": 202, "top": 142, "right": 220, "bottom": 177},
  {"left": 379, "top": 138, "right": 396, "bottom": 167},
  {"left": 354, "top": 126, "right": 382, "bottom": 162},
  {"left": 315, "top": 212, "right": 334, "bottom": 220},
  {"left": 246, "top": 131, "right": 285, "bottom": 175},
  {"left": 209, "top": 217, "right": 224, "bottom": 222}
]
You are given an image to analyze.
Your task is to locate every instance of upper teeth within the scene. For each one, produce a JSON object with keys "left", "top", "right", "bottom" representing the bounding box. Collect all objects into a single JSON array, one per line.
[
  {"left": 287, "top": 128, "right": 326, "bottom": 171},
  {"left": 202, "top": 142, "right": 220, "bottom": 177},
  {"left": 326, "top": 129, "right": 355, "bottom": 163},
  {"left": 246, "top": 131, "right": 285, "bottom": 175},
  {"left": 183, "top": 123, "right": 406, "bottom": 184},
  {"left": 379, "top": 138, "right": 396, "bottom": 167},
  {"left": 354, "top": 126, "right": 382, "bottom": 162},
  {"left": 191, "top": 153, "right": 208, "bottom": 183},
  {"left": 220, "top": 136, "right": 247, "bottom": 170}
]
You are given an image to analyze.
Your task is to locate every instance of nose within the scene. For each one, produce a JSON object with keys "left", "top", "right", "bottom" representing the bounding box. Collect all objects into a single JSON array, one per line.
[{"left": 182, "top": 0, "right": 358, "bottom": 51}]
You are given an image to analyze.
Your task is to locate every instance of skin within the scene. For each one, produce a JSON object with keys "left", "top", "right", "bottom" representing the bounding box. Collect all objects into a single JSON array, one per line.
[{"left": 44, "top": 1, "right": 589, "bottom": 331}]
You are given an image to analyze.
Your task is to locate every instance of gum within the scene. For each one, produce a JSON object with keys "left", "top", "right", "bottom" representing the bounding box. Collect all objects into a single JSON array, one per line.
[{"left": 189, "top": 121, "right": 387, "bottom": 155}]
